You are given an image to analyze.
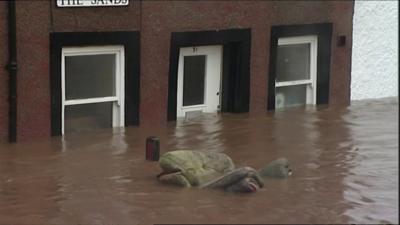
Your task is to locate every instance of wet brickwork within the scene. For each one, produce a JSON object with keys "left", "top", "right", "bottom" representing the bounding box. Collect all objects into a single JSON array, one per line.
[{"left": 0, "top": 1, "right": 354, "bottom": 142}]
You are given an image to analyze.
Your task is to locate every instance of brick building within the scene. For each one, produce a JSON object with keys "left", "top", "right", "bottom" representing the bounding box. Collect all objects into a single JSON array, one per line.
[{"left": 0, "top": 0, "right": 354, "bottom": 142}]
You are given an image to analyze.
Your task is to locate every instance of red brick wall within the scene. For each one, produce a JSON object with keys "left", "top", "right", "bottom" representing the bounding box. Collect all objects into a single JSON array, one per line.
[
  {"left": 0, "top": 2, "right": 8, "bottom": 143},
  {"left": 0, "top": 0, "right": 354, "bottom": 142},
  {"left": 140, "top": 1, "right": 272, "bottom": 125},
  {"left": 139, "top": 1, "right": 354, "bottom": 125},
  {"left": 50, "top": 0, "right": 141, "bottom": 32},
  {"left": 16, "top": 1, "right": 51, "bottom": 142},
  {"left": 329, "top": 1, "right": 354, "bottom": 107}
]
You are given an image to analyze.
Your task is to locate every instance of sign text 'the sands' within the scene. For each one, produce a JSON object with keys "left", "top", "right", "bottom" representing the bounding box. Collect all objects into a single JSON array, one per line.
[{"left": 57, "top": 0, "right": 129, "bottom": 8}]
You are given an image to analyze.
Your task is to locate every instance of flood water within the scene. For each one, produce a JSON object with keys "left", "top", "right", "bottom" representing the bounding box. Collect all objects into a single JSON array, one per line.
[{"left": 0, "top": 98, "right": 398, "bottom": 224}]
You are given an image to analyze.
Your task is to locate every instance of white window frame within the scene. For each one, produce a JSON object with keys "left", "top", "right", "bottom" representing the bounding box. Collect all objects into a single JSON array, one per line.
[
  {"left": 276, "top": 35, "right": 318, "bottom": 106},
  {"left": 61, "top": 46, "right": 125, "bottom": 134}
]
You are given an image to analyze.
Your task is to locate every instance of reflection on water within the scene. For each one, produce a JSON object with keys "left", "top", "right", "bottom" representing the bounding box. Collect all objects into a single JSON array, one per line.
[{"left": 0, "top": 98, "right": 398, "bottom": 224}]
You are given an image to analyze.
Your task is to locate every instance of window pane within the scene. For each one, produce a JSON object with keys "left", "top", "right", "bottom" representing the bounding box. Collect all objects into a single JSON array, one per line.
[
  {"left": 65, "top": 54, "right": 116, "bottom": 100},
  {"left": 183, "top": 55, "right": 206, "bottom": 106},
  {"left": 65, "top": 102, "right": 112, "bottom": 133},
  {"left": 275, "top": 85, "right": 307, "bottom": 109},
  {"left": 276, "top": 43, "right": 310, "bottom": 82}
]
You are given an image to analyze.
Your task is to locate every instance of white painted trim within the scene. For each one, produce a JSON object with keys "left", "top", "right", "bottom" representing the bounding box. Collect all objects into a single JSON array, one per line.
[
  {"left": 62, "top": 46, "right": 125, "bottom": 55},
  {"left": 61, "top": 45, "right": 125, "bottom": 134},
  {"left": 61, "top": 50, "right": 65, "bottom": 134},
  {"left": 276, "top": 35, "right": 318, "bottom": 106},
  {"left": 115, "top": 47, "right": 125, "bottom": 127},
  {"left": 64, "top": 97, "right": 118, "bottom": 106},
  {"left": 275, "top": 79, "right": 312, "bottom": 87},
  {"left": 278, "top": 35, "right": 317, "bottom": 45},
  {"left": 182, "top": 104, "right": 207, "bottom": 109},
  {"left": 309, "top": 36, "right": 318, "bottom": 105}
]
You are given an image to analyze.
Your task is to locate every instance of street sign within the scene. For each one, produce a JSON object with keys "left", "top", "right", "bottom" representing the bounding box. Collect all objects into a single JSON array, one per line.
[{"left": 57, "top": 0, "right": 129, "bottom": 8}]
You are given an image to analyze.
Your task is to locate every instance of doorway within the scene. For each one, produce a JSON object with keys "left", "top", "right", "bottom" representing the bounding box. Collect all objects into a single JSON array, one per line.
[
  {"left": 176, "top": 45, "right": 223, "bottom": 118},
  {"left": 61, "top": 46, "right": 125, "bottom": 134}
]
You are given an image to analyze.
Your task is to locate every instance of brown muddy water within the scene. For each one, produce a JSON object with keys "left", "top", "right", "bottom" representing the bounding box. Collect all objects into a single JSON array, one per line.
[{"left": 0, "top": 98, "right": 398, "bottom": 224}]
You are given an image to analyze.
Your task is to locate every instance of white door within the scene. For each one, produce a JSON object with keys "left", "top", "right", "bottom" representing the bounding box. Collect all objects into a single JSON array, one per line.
[
  {"left": 177, "top": 45, "right": 222, "bottom": 118},
  {"left": 61, "top": 46, "right": 125, "bottom": 134},
  {"left": 275, "top": 36, "right": 318, "bottom": 109}
]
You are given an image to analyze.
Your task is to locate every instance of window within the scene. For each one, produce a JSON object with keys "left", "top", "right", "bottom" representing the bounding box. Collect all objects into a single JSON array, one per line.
[
  {"left": 61, "top": 46, "right": 125, "bottom": 134},
  {"left": 275, "top": 36, "right": 318, "bottom": 109},
  {"left": 182, "top": 55, "right": 206, "bottom": 106}
]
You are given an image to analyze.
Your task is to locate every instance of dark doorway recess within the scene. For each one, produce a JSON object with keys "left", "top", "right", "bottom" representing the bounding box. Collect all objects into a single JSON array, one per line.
[
  {"left": 167, "top": 28, "right": 251, "bottom": 121},
  {"left": 50, "top": 31, "right": 140, "bottom": 136},
  {"left": 6, "top": 1, "right": 17, "bottom": 142},
  {"left": 267, "top": 23, "right": 333, "bottom": 110}
]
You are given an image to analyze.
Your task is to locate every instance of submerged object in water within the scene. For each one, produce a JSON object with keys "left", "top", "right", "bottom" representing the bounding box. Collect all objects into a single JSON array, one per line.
[
  {"left": 157, "top": 150, "right": 291, "bottom": 193},
  {"left": 258, "top": 157, "right": 292, "bottom": 178}
]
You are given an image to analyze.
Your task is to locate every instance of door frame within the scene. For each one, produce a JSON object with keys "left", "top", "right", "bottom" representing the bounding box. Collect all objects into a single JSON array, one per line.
[
  {"left": 61, "top": 46, "right": 125, "bottom": 134},
  {"left": 50, "top": 31, "right": 140, "bottom": 136},
  {"left": 177, "top": 45, "right": 223, "bottom": 117},
  {"left": 167, "top": 28, "right": 251, "bottom": 121}
]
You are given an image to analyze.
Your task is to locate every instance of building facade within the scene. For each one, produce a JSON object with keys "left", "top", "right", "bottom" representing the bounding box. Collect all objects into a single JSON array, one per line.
[{"left": 0, "top": 1, "right": 354, "bottom": 142}]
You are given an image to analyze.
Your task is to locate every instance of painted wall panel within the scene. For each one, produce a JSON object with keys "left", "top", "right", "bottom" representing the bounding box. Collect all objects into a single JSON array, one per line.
[{"left": 351, "top": 1, "right": 398, "bottom": 100}]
